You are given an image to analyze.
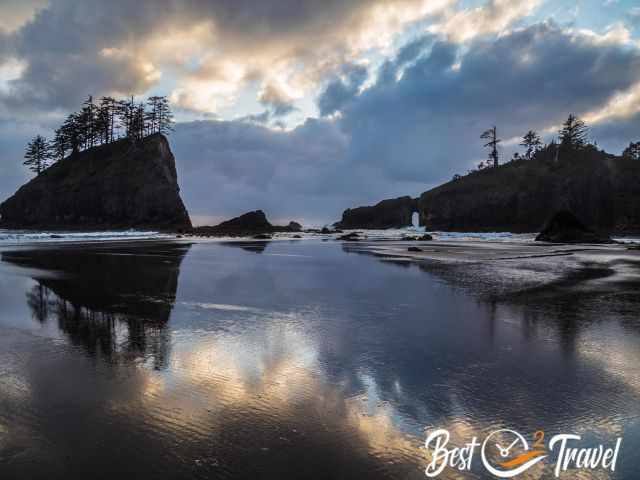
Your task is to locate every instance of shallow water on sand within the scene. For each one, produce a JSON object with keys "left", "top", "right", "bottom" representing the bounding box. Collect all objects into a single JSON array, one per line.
[{"left": 0, "top": 240, "right": 639, "bottom": 479}]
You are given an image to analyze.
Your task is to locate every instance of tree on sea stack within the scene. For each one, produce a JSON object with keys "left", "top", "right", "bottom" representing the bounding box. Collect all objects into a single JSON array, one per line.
[
  {"left": 559, "top": 114, "right": 588, "bottom": 149},
  {"left": 23, "top": 135, "right": 51, "bottom": 175},
  {"left": 21, "top": 94, "right": 176, "bottom": 169},
  {"left": 520, "top": 130, "right": 543, "bottom": 160},
  {"left": 481, "top": 126, "right": 501, "bottom": 167},
  {"left": 622, "top": 141, "right": 640, "bottom": 160},
  {"left": 157, "top": 96, "right": 174, "bottom": 134}
]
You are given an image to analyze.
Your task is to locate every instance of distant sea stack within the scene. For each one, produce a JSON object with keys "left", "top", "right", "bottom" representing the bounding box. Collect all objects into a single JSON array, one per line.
[
  {"left": 193, "top": 210, "right": 303, "bottom": 236},
  {"left": 335, "top": 196, "right": 418, "bottom": 229},
  {"left": 0, "top": 134, "right": 192, "bottom": 230},
  {"left": 418, "top": 146, "right": 640, "bottom": 234}
]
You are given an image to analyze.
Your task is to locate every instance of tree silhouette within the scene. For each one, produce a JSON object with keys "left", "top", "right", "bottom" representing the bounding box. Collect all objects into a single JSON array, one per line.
[
  {"left": 51, "top": 127, "right": 67, "bottom": 162},
  {"left": 97, "top": 96, "right": 118, "bottom": 144},
  {"left": 146, "top": 96, "right": 163, "bottom": 134},
  {"left": 559, "top": 114, "right": 588, "bottom": 149},
  {"left": 24, "top": 135, "right": 51, "bottom": 175},
  {"left": 520, "top": 130, "right": 542, "bottom": 160},
  {"left": 23, "top": 94, "right": 175, "bottom": 168},
  {"left": 622, "top": 141, "right": 640, "bottom": 160},
  {"left": 117, "top": 96, "right": 137, "bottom": 139},
  {"left": 60, "top": 113, "right": 82, "bottom": 154},
  {"left": 79, "top": 95, "right": 97, "bottom": 149},
  {"left": 481, "top": 126, "right": 501, "bottom": 167},
  {"left": 157, "top": 96, "right": 174, "bottom": 135}
]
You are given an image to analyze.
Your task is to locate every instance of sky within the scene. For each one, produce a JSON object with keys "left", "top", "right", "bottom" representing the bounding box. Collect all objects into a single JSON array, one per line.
[{"left": 1, "top": 0, "right": 640, "bottom": 226}]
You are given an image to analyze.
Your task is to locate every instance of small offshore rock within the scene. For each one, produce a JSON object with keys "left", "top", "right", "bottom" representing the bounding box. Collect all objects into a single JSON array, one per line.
[
  {"left": 287, "top": 221, "right": 302, "bottom": 232},
  {"left": 338, "top": 232, "right": 361, "bottom": 241}
]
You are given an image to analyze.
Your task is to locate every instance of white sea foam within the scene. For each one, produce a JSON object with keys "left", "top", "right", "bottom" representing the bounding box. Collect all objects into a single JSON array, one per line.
[{"left": 0, "top": 229, "right": 171, "bottom": 245}]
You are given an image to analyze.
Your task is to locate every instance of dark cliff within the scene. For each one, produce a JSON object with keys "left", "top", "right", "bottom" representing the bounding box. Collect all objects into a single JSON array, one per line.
[
  {"left": 418, "top": 146, "right": 640, "bottom": 234},
  {"left": 335, "top": 196, "right": 418, "bottom": 229},
  {"left": 0, "top": 134, "right": 192, "bottom": 230}
]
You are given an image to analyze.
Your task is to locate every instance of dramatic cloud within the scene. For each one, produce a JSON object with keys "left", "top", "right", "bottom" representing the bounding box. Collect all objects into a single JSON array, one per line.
[
  {"left": 0, "top": 0, "right": 48, "bottom": 33},
  {"left": 1, "top": 1, "right": 640, "bottom": 225},
  {"left": 429, "top": 0, "right": 542, "bottom": 43},
  {"left": 335, "top": 21, "right": 640, "bottom": 182},
  {"left": 0, "top": 0, "right": 458, "bottom": 116},
  {"left": 167, "top": 21, "right": 640, "bottom": 224},
  {"left": 259, "top": 84, "right": 297, "bottom": 117},
  {"left": 318, "top": 64, "right": 369, "bottom": 117}
]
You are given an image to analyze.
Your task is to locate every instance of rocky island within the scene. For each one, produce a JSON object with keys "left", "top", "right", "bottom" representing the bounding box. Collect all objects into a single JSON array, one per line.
[
  {"left": 0, "top": 134, "right": 192, "bottom": 230},
  {"left": 192, "top": 210, "right": 303, "bottom": 237}
]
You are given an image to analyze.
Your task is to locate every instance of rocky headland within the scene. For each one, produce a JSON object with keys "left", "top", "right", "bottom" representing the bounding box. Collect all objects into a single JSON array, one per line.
[
  {"left": 335, "top": 144, "right": 640, "bottom": 237},
  {"left": 334, "top": 196, "right": 418, "bottom": 229},
  {"left": 418, "top": 145, "right": 640, "bottom": 234}
]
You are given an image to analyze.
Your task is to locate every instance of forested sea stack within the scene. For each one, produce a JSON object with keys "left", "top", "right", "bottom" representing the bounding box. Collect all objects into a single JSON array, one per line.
[{"left": 0, "top": 134, "right": 192, "bottom": 230}]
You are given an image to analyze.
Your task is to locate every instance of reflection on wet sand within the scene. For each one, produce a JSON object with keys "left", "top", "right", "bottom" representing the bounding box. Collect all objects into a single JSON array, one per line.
[
  {"left": 0, "top": 240, "right": 638, "bottom": 479},
  {"left": 2, "top": 242, "right": 190, "bottom": 366}
]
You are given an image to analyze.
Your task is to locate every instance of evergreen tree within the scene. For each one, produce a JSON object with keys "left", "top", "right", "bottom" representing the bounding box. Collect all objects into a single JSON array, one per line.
[
  {"left": 51, "top": 127, "right": 67, "bottom": 161},
  {"left": 622, "top": 141, "right": 640, "bottom": 160},
  {"left": 23, "top": 135, "right": 51, "bottom": 175},
  {"left": 156, "top": 96, "right": 174, "bottom": 135},
  {"left": 60, "top": 113, "right": 81, "bottom": 154},
  {"left": 559, "top": 114, "right": 588, "bottom": 149},
  {"left": 117, "top": 96, "right": 137, "bottom": 139},
  {"left": 146, "top": 96, "right": 163, "bottom": 134},
  {"left": 97, "top": 96, "right": 117, "bottom": 144},
  {"left": 79, "top": 95, "right": 97, "bottom": 149},
  {"left": 480, "top": 126, "right": 501, "bottom": 167},
  {"left": 520, "top": 130, "right": 542, "bottom": 160}
]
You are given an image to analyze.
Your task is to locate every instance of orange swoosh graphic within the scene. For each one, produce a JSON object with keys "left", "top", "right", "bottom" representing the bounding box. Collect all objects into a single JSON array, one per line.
[{"left": 499, "top": 450, "right": 546, "bottom": 469}]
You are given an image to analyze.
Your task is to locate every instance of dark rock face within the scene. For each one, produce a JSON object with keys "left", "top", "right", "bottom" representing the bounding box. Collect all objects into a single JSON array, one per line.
[
  {"left": 338, "top": 232, "right": 361, "bottom": 241},
  {"left": 0, "top": 134, "right": 191, "bottom": 230},
  {"left": 214, "top": 210, "right": 272, "bottom": 232},
  {"left": 418, "top": 146, "right": 640, "bottom": 234},
  {"left": 535, "top": 211, "right": 613, "bottom": 243},
  {"left": 287, "top": 221, "right": 302, "bottom": 232},
  {"left": 194, "top": 210, "right": 277, "bottom": 236},
  {"left": 335, "top": 196, "right": 418, "bottom": 229}
]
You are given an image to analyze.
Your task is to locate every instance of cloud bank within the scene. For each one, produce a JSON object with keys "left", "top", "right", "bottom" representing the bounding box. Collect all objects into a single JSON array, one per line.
[{"left": 1, "top": 1, "right": 640, "bottom": 225}]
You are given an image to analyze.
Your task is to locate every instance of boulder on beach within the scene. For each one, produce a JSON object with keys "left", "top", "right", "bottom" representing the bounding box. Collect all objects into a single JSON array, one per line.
[{"left": 535, "top": 211, "right": 613, "bottom": 244}]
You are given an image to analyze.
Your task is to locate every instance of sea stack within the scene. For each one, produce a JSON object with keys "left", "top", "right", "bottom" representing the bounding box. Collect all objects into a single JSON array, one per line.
[
  {"left": 0, "top": 134, "right": 192, "bottom": 230},
  {"left": 335, "top": 196, "right": 418, "bottom": 229}
]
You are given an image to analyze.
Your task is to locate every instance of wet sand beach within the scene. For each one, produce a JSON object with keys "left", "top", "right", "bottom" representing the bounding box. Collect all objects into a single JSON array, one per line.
[{"left": 0, "top": 238, "right": 639, "bottom": 479}]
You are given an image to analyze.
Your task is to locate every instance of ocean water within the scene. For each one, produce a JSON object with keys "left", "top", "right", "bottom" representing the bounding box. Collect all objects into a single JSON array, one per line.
[
  {"left": 0, "top": 229, "right": 172, "bottom": 245},
  {"left": 2, "top": 227, "right": 637, "bottom": 246},
  {"left": 0, "top": 239, "right": 639, "bottom": 479}
]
